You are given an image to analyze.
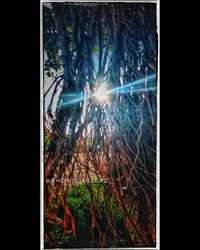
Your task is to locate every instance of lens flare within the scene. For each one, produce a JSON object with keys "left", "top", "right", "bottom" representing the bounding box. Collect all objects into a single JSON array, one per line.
[
  {"left": 59, "top": 74, "right": 157, "bottom": 107},
  {"left": 93, "top": 82, "right": 108, "bottom": 101}
]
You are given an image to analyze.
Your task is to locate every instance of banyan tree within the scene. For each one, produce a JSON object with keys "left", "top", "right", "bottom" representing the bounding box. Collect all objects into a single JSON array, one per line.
[{"left": 43, "top": 2, "right": 157, "bottom": 248}]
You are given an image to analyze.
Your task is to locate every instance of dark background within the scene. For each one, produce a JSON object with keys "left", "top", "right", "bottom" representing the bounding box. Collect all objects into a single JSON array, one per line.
[
  {"left": 1, "top": 0, "right": 40, "bottom": 249},
  {"left": 1, "top": 0, "right": 190, "bottom": 249}
]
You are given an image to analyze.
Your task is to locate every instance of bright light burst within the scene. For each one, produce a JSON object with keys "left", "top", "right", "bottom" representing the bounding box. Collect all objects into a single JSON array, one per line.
[
  {"left": 59, "top": 74, "right": 157, "bottom": 107},
  {"left": 93, "top": 82, "right": 108, "bottom": 102}
]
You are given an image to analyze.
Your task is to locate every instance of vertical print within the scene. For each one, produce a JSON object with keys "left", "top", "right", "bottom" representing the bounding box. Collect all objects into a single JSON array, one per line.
[{"left": 42, "top": 1, "right": 158, "bottom": 248}]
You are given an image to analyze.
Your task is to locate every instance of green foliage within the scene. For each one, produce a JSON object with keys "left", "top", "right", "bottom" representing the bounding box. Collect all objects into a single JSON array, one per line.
[
  {"left": 46, "top": 71, "right": 55, "bottom": 78},
  {"left": 45, "top": 183, "right": 130, "bottom": 247},
  {"left": 44, "top": 132, "right": 51, "bottom": 153},
  {"left": 93, "top": 46, "right": 99, "bottom": 54},
  {"left": 45, "top": 223, "right": 71, "bottom": 248},
  {"left": 67, "top": 183, "right": 125, "bottom": 234},
  {"left": 43, "top": 5, "right": 62, "bottom": 76},
  {"left": 66, "top": 24, "right": 73, "bottom": 33}
]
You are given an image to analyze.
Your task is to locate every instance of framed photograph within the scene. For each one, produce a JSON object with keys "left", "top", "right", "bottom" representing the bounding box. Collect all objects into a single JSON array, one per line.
[{"left": 41, "top": 0, "right": 160, "bottom": 249}]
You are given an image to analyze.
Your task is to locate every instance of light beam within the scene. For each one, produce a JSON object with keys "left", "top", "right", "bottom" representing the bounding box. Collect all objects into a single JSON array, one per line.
[{"left": 59, "top": 74, "right": 157, "bottom": 107}]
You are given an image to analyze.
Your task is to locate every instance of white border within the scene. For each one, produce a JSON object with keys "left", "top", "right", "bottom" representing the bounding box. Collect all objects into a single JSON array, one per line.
[
  {"left": 42, "top": 0, "right": 158, "bottom": 2},
  {"left": 156, "top": 0, "right": 160, "bottom": 250},
  {"left": 40, "top": 1, "right": 160, "bottom": 250},
  {"left": 40, "top": 0, "right": 44, "bottom": 250}
]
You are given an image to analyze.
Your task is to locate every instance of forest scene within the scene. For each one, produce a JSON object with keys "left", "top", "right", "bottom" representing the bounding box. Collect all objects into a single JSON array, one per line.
[{"left": 43, "top": 1, "right": 158, "bottom": 248}]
